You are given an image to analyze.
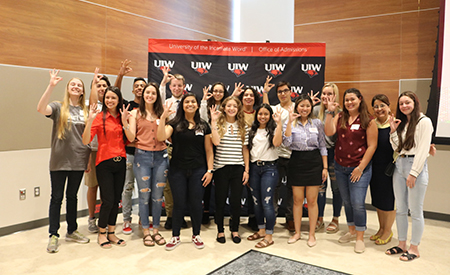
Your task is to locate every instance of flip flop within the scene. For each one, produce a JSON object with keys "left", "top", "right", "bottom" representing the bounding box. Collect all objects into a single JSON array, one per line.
[
  {"left": 385, "top": 246, "right": 405, "bottom": 255},
  {"left": 255, "top": 238, "right": 274, "bottom": 248},
  {"left": 247, "top": 232, "right": 265, "bottom": 241},
  {"left": 400, "top": 252, "right": 420, "bottom": 261}
]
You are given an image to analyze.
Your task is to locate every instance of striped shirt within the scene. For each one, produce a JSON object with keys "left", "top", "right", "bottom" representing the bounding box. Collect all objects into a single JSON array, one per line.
[
  {"left": 214, "top": 121, "right": 249, "bottom": 170},
  {"left": 282, "top": 118, "right": 327, "bottom": 156}
]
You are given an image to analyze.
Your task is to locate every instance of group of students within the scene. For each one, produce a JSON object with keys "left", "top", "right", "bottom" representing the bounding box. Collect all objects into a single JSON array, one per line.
[{"left": 38, "top": 61, "right": 433, "bottom": 262}]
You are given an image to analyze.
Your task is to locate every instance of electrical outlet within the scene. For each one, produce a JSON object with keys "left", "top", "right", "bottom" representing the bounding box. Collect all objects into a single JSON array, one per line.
[
  {"left": 20, "top": 189, "right": 26, "bottom": 200},
  {"left": 34, "top": 187, "right": 40, "bottom": 197}
]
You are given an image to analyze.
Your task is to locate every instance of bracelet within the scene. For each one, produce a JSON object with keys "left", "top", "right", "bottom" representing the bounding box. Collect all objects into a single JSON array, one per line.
[
  {"left": 325, "top": 110, "right": 335, "bottom": 116},
  {"left": 323, "top": 167, "right": 328, "bottom": 170},
  {"left": 244, "top": 171, "right": 249, "bottom": 174},
  {"left": 123, "top": 125, "right": 130, "bottom": 131},
  {"left": 356, "top": 167, "right": 363, "bottom": 175}
]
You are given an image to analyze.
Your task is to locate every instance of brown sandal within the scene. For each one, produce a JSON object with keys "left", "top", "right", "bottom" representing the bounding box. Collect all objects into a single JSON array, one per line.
[
  {"left": 143, "top": 234, "right": 155, "bottom": 246},
  {"left": 151, "top": 233, "right": 166, "bottom": 245},
  {"left": 247, "top": 232, "right": 265, "bottom": 241},
  {"left": 255, "top": 238, "right": 274, "bottom": 248}
]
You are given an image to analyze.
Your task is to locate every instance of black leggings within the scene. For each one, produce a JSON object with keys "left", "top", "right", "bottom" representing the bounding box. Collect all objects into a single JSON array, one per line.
[{"left": 96, "top": 157, "right": 126, "bottom": 229}]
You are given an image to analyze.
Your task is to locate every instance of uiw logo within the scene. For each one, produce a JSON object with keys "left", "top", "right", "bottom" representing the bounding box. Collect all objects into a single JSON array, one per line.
[
  {"left": 301, "top": 64, "right": 321, "bottom": 78},
  {"left": 228, "top": 63, "right": 248, "bottom": 77},
  {"left": 154, "top": 60, "right": 175, "bottom": 71},
  {"left": 191, "top": 61, "right": 212, "bottom": 76},
  {"left": 265, "top": 63, "right": 285, "bottom": 77}
]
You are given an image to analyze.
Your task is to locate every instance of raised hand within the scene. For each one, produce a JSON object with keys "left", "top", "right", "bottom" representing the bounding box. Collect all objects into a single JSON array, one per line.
[
  {"left": 93, "top": 67, "right": 103, "bottom": 85},
  {"left": 272, "top": 108, "right": 282, "bottom": 124},
  {"left": 287, "top": 105, "right": 300, "bottom": 123},
  {"left": 326, "top": 94, "right": 339, "bottom": 113},
  {"left": 118, "top": 59, "right": 133, "bottom": 76},
  {"left": 209, "top": 105, "right": 221, "bottom": 123},
  {"left": 120, "top": 104, "right": 131, "bottom": 124},
  {"left": 389, "top": 116, "right": 401, "bottom": 134},
  {"left": 161, "top": 102, "right": 175, "bottom": 120},
  {"left": 49, "top": 69, "right": 63, "bottom": 87},
  {"left": 309, "top": 90, "right": 321, "bottom": 105},
  {"left": 161, "top": 66, "right": 174, "bottom": 85},
  {"left": 88, "top": 103, "right": 101, "bottom": 121},
  {"left": 263, "top": 76, "right": 275, "bottom": 93},
  {"left": 232, "top": 82, "right": 244, "bottom": 97},
  {"left": 202, "top": 86, "right": 213, "bottom": 101}
]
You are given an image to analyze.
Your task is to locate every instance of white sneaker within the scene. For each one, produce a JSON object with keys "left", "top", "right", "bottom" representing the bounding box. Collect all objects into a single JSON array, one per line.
[
  {"left": 47, "top": 235, "right": 59, "bottom": 253},
  {"left": 88, "top": 218, "right": 99, "bottom": 233},
  {"left": 165, "top": 236, "right": 181, "bottom": 251},
  {"left": 338, "top": 232, "right": 357, "bottom": 243},
  {"left": 192, "top": 235, "right": 205, "bottom": 249},
  {"left": 66, "top": 230, "right": 90, "bottom": 244}
]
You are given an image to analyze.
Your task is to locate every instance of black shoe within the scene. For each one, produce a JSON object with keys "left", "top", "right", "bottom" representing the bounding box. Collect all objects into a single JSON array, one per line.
[
  {"left": 164, "top": 217, "right": 172, "bottom": 230},
  {"left": 231, "top": 233, "right": 241, "bottom": 244},
  {"left": 202, "top": 212, "right": 210, "bottom": 225},
  {"left": 216, "top": 234, "right": 226, "bottom": 244},
  {"left": 248, "top": 216, "right": 258, "bottom": 232},
  {"left": 181, "top": 219, "right": 188, "bottom": 228}
]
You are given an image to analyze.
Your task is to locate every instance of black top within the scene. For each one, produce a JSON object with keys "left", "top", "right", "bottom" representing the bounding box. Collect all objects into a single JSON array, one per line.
[
  {"left": 372, "top": 127, "right": 393, "bottom": 165},
  {"left": 169, "top": 122, "right": 211, "bottom": 169}
]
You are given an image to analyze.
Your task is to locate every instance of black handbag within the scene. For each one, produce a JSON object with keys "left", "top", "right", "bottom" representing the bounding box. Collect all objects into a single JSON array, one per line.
[{"left": 384, "top": 154, "right": 399, "bottom": 177}]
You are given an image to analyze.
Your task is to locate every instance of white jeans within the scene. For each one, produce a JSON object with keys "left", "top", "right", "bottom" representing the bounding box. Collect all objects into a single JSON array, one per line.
[{"left": 393, "top": 156, "right": 428, "bottom": 246}]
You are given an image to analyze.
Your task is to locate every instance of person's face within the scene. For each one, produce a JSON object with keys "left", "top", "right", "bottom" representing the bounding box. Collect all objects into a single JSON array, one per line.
[
  {"left": 344, "top": 92, "right": 361, "bottom": 113},
  {"left": 143, "top": 85, "right": 157, "bottom": 105},
  {"left": 104, "top": 91, "right": 119, "bottom": 111},
  {"left": 224, "top": 99, "right": 239, "bottom": 118},
  {"left": 96, "top": 80, "right": 108, "bottom": 100},
  {"left": 133, "top": 80, "right": 146, "bottom": 98},
  {"left": 277, "top": 85, "right": 291, "bottom": 104},
  {"left": 398, "top": 95, "right": 415, "bottom": 116},
  {"left": 169, "top": 78, "right": 185, "bottom": 98},
  {"left": 296, "top": 99, "right": 312, "bottom": 118},
  {"left": 257, "top": 107, "right": 271, "bottom": 127},
  {"left": 183, "top": 96, "right": 198, "bottom": 114},
  {"left": 372, "top": 99, "right": 390, "bottom": 121},
  {"left": 321, "top": 86, "right": 334, "bottom": 106},
  {"left": 212, "top": 85, "right": 225, "bottom": 102},
  {"left": 242, "top": 89, "right": 255, "bottom": 107},
  {"left": 68, "top": 79, "right": 84, "bottom": 97}
]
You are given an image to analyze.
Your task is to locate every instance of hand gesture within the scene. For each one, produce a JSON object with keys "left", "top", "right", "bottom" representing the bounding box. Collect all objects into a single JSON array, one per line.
[
  {"left": 49, "top": 69, "right": 63, "bottom": 87},
  {"left": 326, "top": 94, "right": 339, "bottom": 113},
  {"left": 88, "top": 103, "right": 101, "bottom": 121},
  {"left": 389, "top": 116, "right": 401, "bottom": 134},
  {"left": 263, "top": 76, "right": 275, "bottom": 93},
  {"left": 287, "top": 105, "right": 300, "bottom": 123},
  {"left": 202, "top": 86, "right": 213, "bottom": 101},
  {"left": 93, "top": 67, "right": 103, "bottom": 85},
  {"left": 161, "top": 66, "right": 174, "bottom": 85},
  {"left": 272, "top": 108, "right": 282, "bottom": 124},
  {"left": 209, "top": 105, "right": 221, "bottom": 123},
  {"left": 309, "top": 90, "right": 321, "bottom": 105},
  {"left": 161, "top": 102, "right": 175, "bottom": 120},
  {"left": 232, "top": 82, "right": 244, "bottom": 97},
  {"left": 118, "top": 59, "right": 133, "bottom": 76},
  {"left": 120, "top": 104, "right": 131, "bottom": 124}
]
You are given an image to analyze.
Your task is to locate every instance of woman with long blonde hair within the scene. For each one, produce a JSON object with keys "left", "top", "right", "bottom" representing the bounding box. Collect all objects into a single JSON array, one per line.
[{"left": 37, "top": 69, "right": 91, "bottom": 253}]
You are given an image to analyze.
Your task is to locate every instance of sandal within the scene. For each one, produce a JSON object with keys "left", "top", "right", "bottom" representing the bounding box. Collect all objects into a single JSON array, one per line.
[
  {"left": 97, "top": 231, "right": 111, "bottom": 249},
  {"left": 143, "top": 234, "right": 155, "bottom": 247},
  {"left": 326, "top": 220, "right": 339, "bottom": 234},
  {"left": 255, "top": 238, "right": 274, "bottom": 248},
  {"left": 400, "top": 251, "right": 420, "bottom": 261},
  {"left": 370, "top": 234, "right": 381, "bottom": 241},
  {"left": 315, "top": 220, "right": 324, "bottom": 232},
  {"left": 375, "top": 232, "right": 393, "bottom": 245},
  {"left": 107, "top": 232, "right": 126, "bottom": 247},
  {"left": 385, "top": 246, "right": 405, "bottom": 255},
  {"left": 247, "top": 232, "right": 265, "bottom": 241},
  {"left": 151, "top": 233, "right": 166, "bottom": 245}
]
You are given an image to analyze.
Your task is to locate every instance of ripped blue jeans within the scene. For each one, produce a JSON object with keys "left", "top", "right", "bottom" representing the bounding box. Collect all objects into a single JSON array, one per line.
[
  {"left": 249, "top": 161, "right": 279, "bottom": 235},
  {"left": 133, "top": 148, "right": 168, "bottom": 229}
]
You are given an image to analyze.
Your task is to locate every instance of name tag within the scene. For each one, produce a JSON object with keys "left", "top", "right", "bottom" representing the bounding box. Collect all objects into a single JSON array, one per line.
[
  {"left": 156, "top": 119, "right": 160, "bottom": 126},
  {"left": 195, "top": 130, "right": 204, "bottom": 136},
  {"left": 350, "top": 124, "right": 360, "bottom": 130},
  {"left": 309, "top": 127, "right": 318, "bottom": 133}
]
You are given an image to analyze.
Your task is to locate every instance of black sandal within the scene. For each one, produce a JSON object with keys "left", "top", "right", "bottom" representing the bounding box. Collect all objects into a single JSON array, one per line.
[
  {"left": 400, "top": 252, "right": 420, "bottom": 261},
  {"left": 385, "top": 246, "right": 404, "bottom": 255},
  {"left": 97, "top": 231, "right": 111, "bottom": 249},
  {"left": 107, "top": 231, "right": 126, "bottom": 246}
]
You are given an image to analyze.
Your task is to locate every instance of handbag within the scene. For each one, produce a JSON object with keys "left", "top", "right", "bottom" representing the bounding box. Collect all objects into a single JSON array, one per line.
[{"left": 384, "top": 153, "right": 399, "bottom": 177}]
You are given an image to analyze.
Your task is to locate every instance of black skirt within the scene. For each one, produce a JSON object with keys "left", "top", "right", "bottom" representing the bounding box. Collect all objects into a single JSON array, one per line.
[{"left": 288, "top": 149, "right": 323, "bottom": 187}]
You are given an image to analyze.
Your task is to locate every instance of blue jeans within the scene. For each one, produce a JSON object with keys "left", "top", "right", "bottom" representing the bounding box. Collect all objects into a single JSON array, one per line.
[
  {"left": 334, "top": 161, "right": 372, "bottom": 231},
  {"left": 393, "top": 157, "right": 428, "bottom": 245},
  {"left": 318, "top": 148, "right": 342, "bottom": 217},
  {"left": 249, "top": 162, "right": 278, "bottom": 235},
  {"left": 133, "top": 149, "right": 168, "bottom": 229},
  {"left": 122, "top": 152, "right": 135, "bottom": 222},
  {"left": 168, "top": 166, "right": 206, "bottom": 236}
]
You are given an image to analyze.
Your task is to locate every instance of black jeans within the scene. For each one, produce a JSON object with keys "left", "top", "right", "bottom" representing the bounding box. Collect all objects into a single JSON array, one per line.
[
  {"left": 96, "top": 157, "right": 126, "bottom": 229},
  {"left": 214, "top": 165, "right": 244, "bottom": 233},
  {"left": 49, "top": 171, "right": 84, "bottom": 237},
  {"left": 169, "top": 166, "right": 206, "bottom": 237},
  {"left": 274, "top": 157, "right": 293, "bottom": 221}
]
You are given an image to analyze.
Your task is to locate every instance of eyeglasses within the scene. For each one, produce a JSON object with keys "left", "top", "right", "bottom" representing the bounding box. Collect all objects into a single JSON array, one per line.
[
  {"left": 277, "top": 89, "right": 290, "bottom": 94},
  {"left": 373, "top": 104, "right": 387, "bottom": 109}
]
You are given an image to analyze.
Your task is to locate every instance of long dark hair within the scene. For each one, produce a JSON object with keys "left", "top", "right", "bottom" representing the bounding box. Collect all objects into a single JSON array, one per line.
[
  {"left": 139, "top": 82, "right": 164, "bottom": 119},
  {"left": 340, "top": 88, "right": 371, "bottom": 129},
  {"left": 169, "top": 93, "right": 207, "bottom": 134},
  {"left": 248, "top": 104, "right": 276, "bottom": 151},
  {"left": 238, "top": 87, "right": 261, "bottom": 109},
  {"left": 101, "top": 86, "right": 127, "bottom": 143},
  {"left": 206, "top": 82, "right": 229, "bottom": 122},
  {"left": 395, "top": 91, "right": 421, "bottom": 151}
]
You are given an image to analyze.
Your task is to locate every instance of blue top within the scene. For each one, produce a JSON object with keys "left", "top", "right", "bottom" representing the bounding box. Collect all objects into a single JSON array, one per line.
[{"left": 282, "top": 118, "right": 327, "bottom": 156}]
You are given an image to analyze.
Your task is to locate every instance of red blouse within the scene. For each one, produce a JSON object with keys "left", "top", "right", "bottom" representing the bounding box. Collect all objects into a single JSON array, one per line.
[
  {"left": 90, "top": 111, "right": 127, "bottom": 166},
  {"left": 335, "top": 114, "right": 367, "bottom": 167}
]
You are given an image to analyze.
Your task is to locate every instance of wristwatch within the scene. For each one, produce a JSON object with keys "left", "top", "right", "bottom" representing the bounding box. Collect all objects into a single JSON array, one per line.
[{"left": 207, "top": 169, "right": 214, "bottom": 174}]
